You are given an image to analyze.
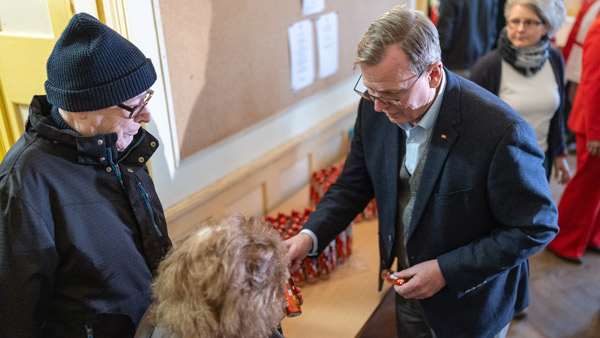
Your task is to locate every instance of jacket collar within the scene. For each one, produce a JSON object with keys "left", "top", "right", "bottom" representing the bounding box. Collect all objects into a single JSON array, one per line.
[
  {"left": 406, "top": 68, "right": 461, "bottom": 242},
  {"left": 28, "top": 95, "right": 158, "bottom": 167}
]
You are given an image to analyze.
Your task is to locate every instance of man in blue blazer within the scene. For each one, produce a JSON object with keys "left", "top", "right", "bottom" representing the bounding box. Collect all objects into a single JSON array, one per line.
[{"left": 285, "top": 5, "right": 558, "bottom": 338}]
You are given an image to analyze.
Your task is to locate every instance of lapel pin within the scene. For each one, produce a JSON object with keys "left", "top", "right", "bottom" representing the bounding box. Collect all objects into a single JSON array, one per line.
[{"left": 441, "top": 134, "right": 447, "bottom": 139}]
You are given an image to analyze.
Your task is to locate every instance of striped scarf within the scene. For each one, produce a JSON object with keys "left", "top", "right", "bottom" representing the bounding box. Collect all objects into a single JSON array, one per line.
[{"left": 497, "top": 27, "right": 549, "bottom": 77}]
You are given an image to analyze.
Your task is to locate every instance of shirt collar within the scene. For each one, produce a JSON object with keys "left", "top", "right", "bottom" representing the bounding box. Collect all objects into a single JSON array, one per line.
[{"left": 398, "top": 69, "right": 447, "bottom": 131}]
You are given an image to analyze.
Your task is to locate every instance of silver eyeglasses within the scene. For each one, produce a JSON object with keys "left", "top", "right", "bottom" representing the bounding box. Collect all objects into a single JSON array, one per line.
[
  {"left": 353, "top": 68, "right": 426, "bottom": 106},
  {"left": 117, "top": 89, "right": 154, "bottom": 119},
  {"left": 507, "top": 19, "right": 544, "bottom": 30}
]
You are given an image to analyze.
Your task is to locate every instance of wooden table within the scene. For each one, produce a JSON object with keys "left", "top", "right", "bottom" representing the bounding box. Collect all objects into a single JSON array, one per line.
[{"left": 280, "top": 218, "right": 387, "bottom": 338}]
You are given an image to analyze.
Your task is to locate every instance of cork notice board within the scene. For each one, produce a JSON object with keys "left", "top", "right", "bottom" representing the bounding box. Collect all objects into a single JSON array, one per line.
[{"left": 159, "top": 0, "right": 406, "bottom": 160}]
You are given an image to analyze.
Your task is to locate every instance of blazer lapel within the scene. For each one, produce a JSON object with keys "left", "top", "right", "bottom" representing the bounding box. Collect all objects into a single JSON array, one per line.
[
  {"left": 381, "top": 114, "right": 402, "bottom": 256},
  {"left": 407, "top": 70, "right": 461, "bottom": 242},
  {"left": 384, "top": 125, "right": 400, "bottom": 197}
]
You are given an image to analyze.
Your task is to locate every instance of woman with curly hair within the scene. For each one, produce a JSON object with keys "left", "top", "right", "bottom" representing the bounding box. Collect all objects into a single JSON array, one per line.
[{"left": 135, "top": 213, "right": 289, "bottom": 338}]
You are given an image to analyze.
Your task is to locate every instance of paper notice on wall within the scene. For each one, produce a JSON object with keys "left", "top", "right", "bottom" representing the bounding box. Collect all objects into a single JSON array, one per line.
[
  {"left": 302, "top": 0, "right": 326, "bottom": 16},
  {"left": 288, "top": 19, "right": 315, "bottom": 91},
  {"left": 316, "top": 12, "right": 339, "bottom": 79}
]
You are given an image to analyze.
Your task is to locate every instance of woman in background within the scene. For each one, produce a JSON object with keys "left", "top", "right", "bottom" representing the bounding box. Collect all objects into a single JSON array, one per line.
[
  {"left": 547, "top": 15, "right": 600, "bottom": 265},
  {"left": 470, "top": 0, "right": 570, "bottom": 184}
]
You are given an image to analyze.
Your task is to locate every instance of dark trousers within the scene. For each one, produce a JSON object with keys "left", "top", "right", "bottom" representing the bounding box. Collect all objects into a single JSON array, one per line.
[
  {"left": 394, "top": 292, "right": 510, "bottom": 338},
  {"left": 394, "top": 292, "right": 436, "bottom": 338}
]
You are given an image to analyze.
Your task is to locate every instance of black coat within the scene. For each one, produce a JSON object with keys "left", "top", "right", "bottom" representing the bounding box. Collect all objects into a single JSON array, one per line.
[
  {"left": 437, "top": 0, "right": 498, "bottom": 70},
  {"left": 0, "top": 96, "right": 172, "bottom": 337},
  {"left": 303, "top": 70, "right": 558, "bottom": 337}
]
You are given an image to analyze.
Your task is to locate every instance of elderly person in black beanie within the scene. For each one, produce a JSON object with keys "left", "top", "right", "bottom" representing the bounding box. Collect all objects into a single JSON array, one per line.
[{"left": 0, "top": 13, "right": 172, "bottom": 338}]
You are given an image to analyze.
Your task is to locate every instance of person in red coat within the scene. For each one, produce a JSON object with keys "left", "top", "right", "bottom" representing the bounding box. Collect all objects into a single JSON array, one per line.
[{"left": 547, "top": 15, "right": 600, "bottom": 264}]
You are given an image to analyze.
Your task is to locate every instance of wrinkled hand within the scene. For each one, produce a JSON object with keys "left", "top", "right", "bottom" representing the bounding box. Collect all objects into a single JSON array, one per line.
[
  {"left": 392, "top": 259, "right": 446, "bottom": 300},
  {"left": 554, "top": 156, "right": 571, "bottom": 184},
  {"left": 587, "top": 140, "right": 600, "bottom": 157},
  {"left": 284, "top": 233, "right": 313, "bottom": 272}
]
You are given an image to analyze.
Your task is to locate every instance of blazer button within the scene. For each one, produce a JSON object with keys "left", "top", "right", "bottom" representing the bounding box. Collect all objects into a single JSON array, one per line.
[{"left": 388, "top": 235, "right": 392, "bottom": 243}]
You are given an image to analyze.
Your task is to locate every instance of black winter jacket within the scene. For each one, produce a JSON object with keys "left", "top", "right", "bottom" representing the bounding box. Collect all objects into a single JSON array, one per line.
[
  {"left": 437, "top": 0, "right": 498, "bottom": 70},
  {"left": 0, "top": 96, "right": 172, "bottom": 338}
]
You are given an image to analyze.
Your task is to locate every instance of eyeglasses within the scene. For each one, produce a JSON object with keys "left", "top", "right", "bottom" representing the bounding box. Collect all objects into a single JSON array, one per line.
[
  {"left": 353, "top": 68, "right": 426, "bottom": 106},
  {"left": 507, "top": 18, "right": 544, "bottom": 30},
  {"left": 117, "top": 89, "right": 154, "bottom": 119}
]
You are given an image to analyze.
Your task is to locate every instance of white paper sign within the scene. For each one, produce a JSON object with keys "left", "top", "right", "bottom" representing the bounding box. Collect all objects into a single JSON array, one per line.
[
  {"left": 302, "top": 0, "right": 326, "bottom": 16},
  {"left": 288, "top": 19, "right": 315, "bottom": 91},
  {"left": 316, "top": 12, "right": 339, "bottom": 79}
]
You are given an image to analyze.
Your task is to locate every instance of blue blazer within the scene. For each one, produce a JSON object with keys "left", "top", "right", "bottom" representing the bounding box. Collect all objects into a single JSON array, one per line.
[{"left": 303, "top": 69, "right": 558, "bottom": 337}]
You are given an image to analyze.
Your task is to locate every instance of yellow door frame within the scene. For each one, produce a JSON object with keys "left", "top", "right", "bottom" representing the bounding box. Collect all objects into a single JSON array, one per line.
[
  {"left": 97, "top": 0, "right": 131, "bottom": 39},
  {"left": 0, "top": 0, "right": 129, "bottom": 162},
  {"left": 0, "top": 89, "right": 10, "bottom": 157},
  {"left": 0, "top": 1, "right": 72, "bottom": 162}
]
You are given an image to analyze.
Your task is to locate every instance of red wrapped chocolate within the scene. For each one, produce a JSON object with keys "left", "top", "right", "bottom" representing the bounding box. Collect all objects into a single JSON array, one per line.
[
  {"left": 381, "top": 269, "right": 408, "bottom": 286},
  {"left": 285, "top": 270, "right": 302, "bottom": 317}
]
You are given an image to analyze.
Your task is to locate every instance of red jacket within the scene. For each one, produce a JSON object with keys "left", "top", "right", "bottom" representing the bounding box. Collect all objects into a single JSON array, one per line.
[
  {"left": 562, "top": 0, "right": 598, "bottom": 61},
  {"left": 569, "top": 16, "right": 600, "bottom": 140}
]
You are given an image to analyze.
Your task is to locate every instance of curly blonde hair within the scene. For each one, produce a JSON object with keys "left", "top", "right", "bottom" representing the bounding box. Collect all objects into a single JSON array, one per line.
[{"left": 150, "top": 213, "right": 287, "bottom": 338}]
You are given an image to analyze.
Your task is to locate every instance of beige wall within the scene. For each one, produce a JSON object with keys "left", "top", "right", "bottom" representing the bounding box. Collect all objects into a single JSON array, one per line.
[{"left": 165, "top": 105, "right": 357, "bottom": 240}]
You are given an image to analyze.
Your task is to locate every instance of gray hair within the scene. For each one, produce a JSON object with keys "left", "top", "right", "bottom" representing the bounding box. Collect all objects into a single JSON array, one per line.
[
  {"left": 505, "top": 0, "right": 566, "bottom": 35},
  {"left": 354, "top": 5, "right": 441, "bottom": 75}
]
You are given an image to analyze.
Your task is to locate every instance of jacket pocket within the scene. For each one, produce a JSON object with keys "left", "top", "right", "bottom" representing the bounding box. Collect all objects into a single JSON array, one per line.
[
  {"left": 432, "top": 188, "right": 473, "bottom": 231},
  {"left": 434, "top": 188, "right": 473, "bottom": 206}
]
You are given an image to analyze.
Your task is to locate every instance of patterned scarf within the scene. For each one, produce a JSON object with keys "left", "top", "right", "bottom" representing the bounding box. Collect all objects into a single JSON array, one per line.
[{"left": 497, "top": 27, "right": 549, "bottom": 77}]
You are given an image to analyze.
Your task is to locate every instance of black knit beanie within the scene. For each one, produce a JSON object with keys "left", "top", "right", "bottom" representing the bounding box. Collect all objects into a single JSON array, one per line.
[{"left": 45, "top": 13, "right": 156, "bottom": 112}]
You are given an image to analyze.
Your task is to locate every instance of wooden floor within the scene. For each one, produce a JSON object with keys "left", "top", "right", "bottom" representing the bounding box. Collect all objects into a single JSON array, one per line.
[{"left": 358, "top": 154, "right": 600, "bottom": 338}]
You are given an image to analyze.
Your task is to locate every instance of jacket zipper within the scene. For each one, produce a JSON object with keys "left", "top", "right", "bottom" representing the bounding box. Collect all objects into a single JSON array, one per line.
[
  {"left": 106, "top": 149, "right": 125, "bottom": 191},
  {"left": 137, "top": 181, "right": 163, "bottom": 238},
  {"left": 105, "top": 131, "right": 162, "bottom": 237},
  {"left": 113, "top": 163, "right": 124, "bottom": 191}
]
